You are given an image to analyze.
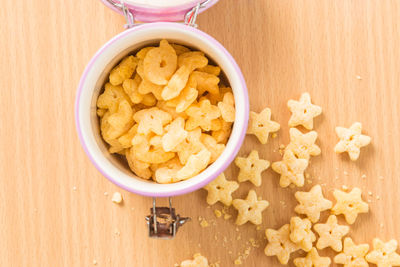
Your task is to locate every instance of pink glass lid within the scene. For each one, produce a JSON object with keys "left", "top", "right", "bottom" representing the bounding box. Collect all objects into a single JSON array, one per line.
[{"left": 100, "top": 0, "right": 219, "bottom": 22}]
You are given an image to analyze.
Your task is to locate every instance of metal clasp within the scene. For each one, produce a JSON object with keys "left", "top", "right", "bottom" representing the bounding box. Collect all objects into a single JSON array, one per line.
[
  {"left": 184, "top": 0, "right": 212, "bottom": 27},
  {"left": 145, "top": 197, "right": 190, "bottom": 239},
  {"left": 105, "top": 0, "right": 135, "bottom": 29}
]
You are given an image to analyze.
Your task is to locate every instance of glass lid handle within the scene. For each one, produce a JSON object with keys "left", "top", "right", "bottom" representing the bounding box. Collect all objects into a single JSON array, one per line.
[{"left": 105, "top": 0, "right": 135, "bottom": 29}]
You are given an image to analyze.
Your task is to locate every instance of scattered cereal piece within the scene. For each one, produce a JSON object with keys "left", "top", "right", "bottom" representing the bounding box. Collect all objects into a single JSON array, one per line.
[
  {"left": 214, "top": 209, "right": 222, "bottom": 218},
  {"left": 368, "top": 191, "right": 373, "bottom": 196},
  {"left": 293, "top": 247, "right": 331, "bottom": 267},
  {"left": 287, "top": 92, "right": 322, "bottom": 130},
  {"left": 104, "top": 192, "right": 108, "bottom": 196},
  {"left": 272, "top": 133, "right": 278, "bottom": 138},
  {"left": 72, "top": 186, "right": 77, "bottom": 191},
  {"left": 342, "top": 185, "right": 349, "bottom": 191},
  {"left": 361, "top": 174, "right": 367, "bottom": 179},
  {"left": 334, "top": 237, "right": 369, "bottom": 267},
  {"left": 366, "top": 238, "right": 400, "bottom": 267},
  {"left": 93, "top": 259, "right": 97, "bottom": 265},
  {"left": 247, "top": 107, "right": 280, "bottom": 144},
  {"left": 356, "top": 75, "right": 362, "bottom": 80},
  {"left": 289, "top": 217, "right": 316, "bottom": 252},
  {"left": 376, "top": 195, "right": 381, "bottom": 200},
  {"left": 331, "top": 187, "right": 369, "bottom": 224},
  {"left": 232, "top": 190, "right": 269, "bottom": 225},
  {"left": 334, "top": 122, "right": 371, "bottom": 161},
  {"left": 264, "top": 224, "right": 300, "bottom": 264},
  {"left": 203, "top": 173, "right": 239, "bottom": 206},
  {"left": 285, "top": 128, "right": 321, "bottom": 160},
  {"left": 314, "top": 215, "right": 350, "bottom": 252},
  {"left": 272, "top": 150, "right": 309, "bottom": 188},
  {"left": 111, "top": 192, "right": 123, "bottom": 204},
  {"left": 180, "top": 253, "right": 209, "bottom": 267},
  {"left": 294, "top": 185, "right": 332, "bottom": 223},
  {"left": 235, "top": 150, "right": 270, "bottom": 187}
]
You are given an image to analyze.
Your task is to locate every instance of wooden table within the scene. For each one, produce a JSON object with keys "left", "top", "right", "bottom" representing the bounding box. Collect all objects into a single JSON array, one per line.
[{"left": 1, "top": 0, "right": 399, "bottom": 266}]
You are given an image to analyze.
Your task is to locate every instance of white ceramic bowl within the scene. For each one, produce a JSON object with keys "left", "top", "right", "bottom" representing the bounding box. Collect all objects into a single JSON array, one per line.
[{"left": 75, "top": 22, "right": 249, "bottom": 197}]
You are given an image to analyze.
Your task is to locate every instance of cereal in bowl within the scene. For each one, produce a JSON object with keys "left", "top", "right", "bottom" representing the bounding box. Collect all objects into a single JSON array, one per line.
[{"left": 96, "top": 40, "right": 235, "bottom": 183}]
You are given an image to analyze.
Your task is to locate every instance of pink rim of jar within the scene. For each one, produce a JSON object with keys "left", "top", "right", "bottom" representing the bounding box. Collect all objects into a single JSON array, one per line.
[
  {"left": 75, "top": 22, "right": 249, "bottom": 197},
  {"left": 100, "top": 0, "right": 219, "bottom": 22}
]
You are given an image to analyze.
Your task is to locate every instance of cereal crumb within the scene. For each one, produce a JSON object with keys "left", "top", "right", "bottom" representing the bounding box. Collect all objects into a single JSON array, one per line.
[
  {"left": 228, "top": 250, "right": 233, "bottom": 254},
  {"left": 305, "top": 173, "right": 311, "bottom": 179},
  {"left": 206, "top": 205, "right": 211, "bottom": 209},
  {"left": 272, "top": 133, "right": 278, "bottom": 138},
  {"left": 361, "top": 174, "right": 367, "bottom": 179},
  {"left": 307, "top": 179, "right": 313, "bottom": 184},
  {"left": 214, "top": 209, "right": 222, "bottom": 218},
  {"left": 356, "top": 75, "right": 362, "bottom": 80},
  {"left": 104, "top": 191, "right": 108, "bottom": 196},
  {"left": 379, "top": 175, "right": 384, "bottom": 180},
  {"left": 376, "top": 195, "right": 380, "bottom": 200},
  {"left": 343, "top": 171, "right": 348, "bottom": 176},
  {"left": 367, "top": 199, "right": 372, "bottom": 203},
  {"left": 200, "top": 218, "right": 209, "bottom": 228},
  {"left": 380, "top": 223, "right": 384, "bottom": 228},
  {"left": 214, "top": 235, "right": 218, "bottom": 240},
  {"left": 235, "top": 227, "right": 240, "bottom": 232},
  {"left": 114, "top": 228, "right": 120, "bottom": 236},
  {"left": 279, "top": 144, "right": 285, "bottom": 149},
  {"left": 72, "top": 186, "right": 77, "bottom": 191},
  {"left": 256, "top": 225, "right": 262, "bottom": 231},
  {"left": 342, "top": 185, "right": 349, "bottom": 191},
  {"left": 237, "top": 235, "right": 241, "bottom": 241},
  {"left": 93, "top": 260, "right": 97, "bottom": 265},
  {"left": 234, "top": 257, "right": 242, "bottom": 265},
  {"left": 368, "top": 191, "right": 373, "bottom": 196},
  {"left": 111, "top": 192, "right": 123, "bottom": 204},
  {"left": 224, "top": 214, "right": 232, "bottom": 220}
]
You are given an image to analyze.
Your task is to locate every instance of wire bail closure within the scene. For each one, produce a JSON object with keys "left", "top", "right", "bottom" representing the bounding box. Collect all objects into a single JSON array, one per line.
[
  {"left": 105, "top": 0, "right": 135, "bottom": 28},
  {"left": 145, "top": 197, "right": 191, "bottom": 239}
]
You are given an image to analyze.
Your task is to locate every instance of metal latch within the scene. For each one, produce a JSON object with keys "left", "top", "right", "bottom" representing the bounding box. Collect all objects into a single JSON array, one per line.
[{"left": 145, "top": 198, "right": 190, "bottom": 239}]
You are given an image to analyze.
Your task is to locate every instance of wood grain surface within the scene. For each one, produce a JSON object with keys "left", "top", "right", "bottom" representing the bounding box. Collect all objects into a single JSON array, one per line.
[{"left": 1, "top": 0, "right": 400, "bottom": 266}]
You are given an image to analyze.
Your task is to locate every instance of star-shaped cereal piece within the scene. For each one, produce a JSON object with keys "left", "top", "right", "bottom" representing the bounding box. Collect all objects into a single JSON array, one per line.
[
  {"left": 294, "top": 185, "right": 332, "bottom": 223},
  {"left": 232, "top": 190, "right": 269, "bottom": 225},
  {"left": 203, "top": 173, "right": 239, "bottom": 206},
  {"left": 185, "top": 99, "right": 221, "bottom": 131},
  {"left": 265, "top": 224, "right": 300, "bottom": 264},
  {"left": 314, "top": 215, "right": 350, "bottom": 252},
  {"left": 180, "top": 253, "right": 209, "bottom": 267},
  {"left": 365, "top": 238, "right": 400, "bottom": 267},
  {"left": 293, "top": 247, "right": 332, "bottom": 267},
  {"left": 331, "top": 187, "right": 369, "bottom": 224},
  {"left": 334, "top": 122, "right": 371, "bottom": 161},
  {"left": 133, "top": 107, "right": 172, "bottom": 135},
  {"left": 217, "top": 92, "right": 235, "bottom": 122},
  {"left": 334, "top": 237, "right": 370, "bottom": 267},
  {"left": 287, "top": 92, "right": 322, "bottom": 130},
  {"left": 286, "top": 128, "right": 321, "bottom": 160},
  {"left": 173, "top": 128, "right": 205, "bottom": 165},
  {"left": 272, "top": 149, "right": 309, "bottom": 188},
  {"left": 234, "top": 150, "right": 270, "bottom": 187},
  {"left": 247, "top": 107, "right": 280, "bottom": 144},
  {"left": 289, "top": 216, "right": 316, "bottom": 252}
]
